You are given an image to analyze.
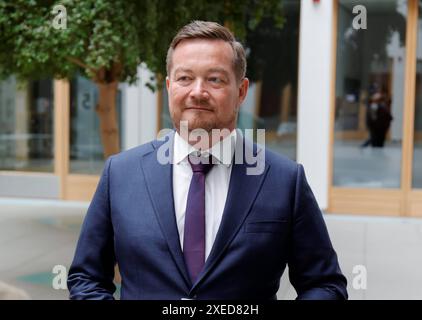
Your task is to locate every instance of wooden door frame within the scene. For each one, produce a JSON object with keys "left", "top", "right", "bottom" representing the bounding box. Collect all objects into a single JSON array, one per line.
[
  {"left": 54, "top": 79, "right": 99, "bottom": 201},
  {"left": 53, "top": 79, "right": 69, "bottom": 199}
]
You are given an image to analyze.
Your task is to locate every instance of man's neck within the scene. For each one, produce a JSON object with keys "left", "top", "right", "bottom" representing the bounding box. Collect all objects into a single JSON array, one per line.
[{"left": 177, "top": 128, "right": 235, "bottom": 151}]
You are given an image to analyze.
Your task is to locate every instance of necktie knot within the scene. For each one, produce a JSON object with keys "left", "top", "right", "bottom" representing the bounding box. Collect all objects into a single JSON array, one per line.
[{"left": 188, "top": 155, "right": 214, "bottom": 174}]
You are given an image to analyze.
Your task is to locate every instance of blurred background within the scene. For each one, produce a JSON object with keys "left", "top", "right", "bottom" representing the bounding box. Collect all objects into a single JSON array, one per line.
[{"left": 0, "top": 0, "right": 421, "bottom": 299}]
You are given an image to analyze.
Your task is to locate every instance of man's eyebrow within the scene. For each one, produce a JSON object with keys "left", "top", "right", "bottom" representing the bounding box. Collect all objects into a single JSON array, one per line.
[
  {"left": 173, "top": 67, "right": 230, "bottom": 78},
  {"left": 207, "top": 68, "right": 230, "bottom": 77},
  {"left": 173, "top": 67, "right": 193, "bottom": 74}
]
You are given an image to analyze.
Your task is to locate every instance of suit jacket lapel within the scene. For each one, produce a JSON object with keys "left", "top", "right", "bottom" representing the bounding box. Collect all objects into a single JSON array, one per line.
[
  {"left": 190, "top": 130, "right": 270, "bottom": 293},
  {"left": 140, "top": 131, "right": 192, "bottom": 290}
]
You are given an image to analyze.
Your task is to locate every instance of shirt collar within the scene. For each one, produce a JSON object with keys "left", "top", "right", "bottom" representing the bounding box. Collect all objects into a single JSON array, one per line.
[{"left": 173, "top": 129, "right": 237, "bottom": 167}]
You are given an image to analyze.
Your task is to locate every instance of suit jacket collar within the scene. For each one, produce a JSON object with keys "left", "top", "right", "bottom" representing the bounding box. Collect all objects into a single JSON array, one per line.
[
  {"left": 189, "top": 129, "right": 269, "bottom": 294},
  {"left": 140, "top": 131, "right": 193, "bottom": 289}
]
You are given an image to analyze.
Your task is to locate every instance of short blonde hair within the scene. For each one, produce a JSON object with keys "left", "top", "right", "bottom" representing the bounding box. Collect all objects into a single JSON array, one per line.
[{"left": 166, "top": 20, "right": 247, "bottom": 82}]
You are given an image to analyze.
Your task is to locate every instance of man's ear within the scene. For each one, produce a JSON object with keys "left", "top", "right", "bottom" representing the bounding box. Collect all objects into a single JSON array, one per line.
[
  {"left": 238, "top": 77, "right": 249, "bottom": 105},
  {"left": 166, "top": 76, "right": 170, "bottom": 91}
]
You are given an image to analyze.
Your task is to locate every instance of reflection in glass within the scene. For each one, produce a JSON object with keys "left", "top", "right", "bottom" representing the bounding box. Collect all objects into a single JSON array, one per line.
[
  {"left": 69, "top": 76, "right": 122, "bottom": 175},
  {"left": 0, "top": 77, "right": 54, "bottom": 172},
  {"left": 334, "top": 0, "right": 407, "bottom": 188},
  {"left": 160, "top": 0, "right": 300, "bottom": 161}
]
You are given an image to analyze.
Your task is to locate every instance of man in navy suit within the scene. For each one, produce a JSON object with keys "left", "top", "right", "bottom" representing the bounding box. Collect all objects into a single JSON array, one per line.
[{"left": 68, "top": 20, "right": 347, "bottom": 300}]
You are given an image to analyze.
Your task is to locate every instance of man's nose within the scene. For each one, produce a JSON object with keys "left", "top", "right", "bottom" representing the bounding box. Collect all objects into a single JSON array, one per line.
[{"left": 190, "top": 79, "right": 209, "bottom": 99}]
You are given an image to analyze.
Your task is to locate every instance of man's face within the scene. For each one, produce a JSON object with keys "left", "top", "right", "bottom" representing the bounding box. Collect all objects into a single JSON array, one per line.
[{"left": 166, "top": 38, "right": 249, "bottom": 134}]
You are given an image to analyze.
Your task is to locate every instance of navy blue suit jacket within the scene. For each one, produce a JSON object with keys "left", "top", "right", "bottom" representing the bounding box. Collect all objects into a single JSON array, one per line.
[{"left": 68, "top": 131, "right": 347, "bottom": 300}]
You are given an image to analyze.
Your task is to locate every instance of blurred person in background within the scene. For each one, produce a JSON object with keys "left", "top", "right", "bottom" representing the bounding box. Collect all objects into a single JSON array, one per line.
[{"left": 362, "top": 88, "right": 393, "bottom": 148}]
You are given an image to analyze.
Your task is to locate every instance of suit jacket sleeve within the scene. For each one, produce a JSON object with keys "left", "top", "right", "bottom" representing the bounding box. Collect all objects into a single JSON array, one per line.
[
  {"left": 288, "top": 164, "right": 348, "bottom": 300},
  {"left": 67, "top": 157, "right": 116, "bottom": 300}
]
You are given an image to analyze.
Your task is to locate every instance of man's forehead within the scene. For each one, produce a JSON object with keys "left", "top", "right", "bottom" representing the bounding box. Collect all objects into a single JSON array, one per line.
[
  {"left": 171, "top": 40, "right": 234, "bottom": 74},
  {"left": 172, "top": 39, "right": 233, "bottom": 60}
]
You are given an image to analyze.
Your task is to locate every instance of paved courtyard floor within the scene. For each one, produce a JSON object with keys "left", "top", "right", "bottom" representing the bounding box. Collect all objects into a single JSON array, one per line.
[{"left": 1, "top": 197, "right": 421, "bottom": 300}]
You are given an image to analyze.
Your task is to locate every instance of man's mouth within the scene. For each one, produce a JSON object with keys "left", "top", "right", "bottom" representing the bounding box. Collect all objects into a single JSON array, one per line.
[{"left": 185, "top": 106, "right": 213, "bottom": 112}]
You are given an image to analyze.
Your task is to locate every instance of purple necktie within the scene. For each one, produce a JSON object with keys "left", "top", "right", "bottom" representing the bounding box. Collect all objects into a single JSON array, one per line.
[{"left": 183, "top": 155, "right": 214, "bottom": 283}]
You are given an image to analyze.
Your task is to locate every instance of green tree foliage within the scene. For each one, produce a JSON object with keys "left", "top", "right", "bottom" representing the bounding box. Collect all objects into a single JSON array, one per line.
[{"left": 0, "top": 0, "right": 284, "bottom": 84}]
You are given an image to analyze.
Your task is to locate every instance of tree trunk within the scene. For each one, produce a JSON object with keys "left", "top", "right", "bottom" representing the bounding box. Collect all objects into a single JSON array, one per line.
[{"left": 96, "top": 81, "right": 120, "bottom": 158}]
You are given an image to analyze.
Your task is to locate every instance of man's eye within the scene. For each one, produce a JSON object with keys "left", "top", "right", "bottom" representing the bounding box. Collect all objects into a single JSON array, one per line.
[
  {"left": 209, "top": 77, "right": 222, "bottom": 83},
  {"left": 177, "top": 76, "right": 191, "bottom": 82}
]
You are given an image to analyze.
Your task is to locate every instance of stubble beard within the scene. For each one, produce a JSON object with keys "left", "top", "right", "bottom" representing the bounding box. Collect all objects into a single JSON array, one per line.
[{"left": 172, "top": 106, "right": 239, "bottom": 134}]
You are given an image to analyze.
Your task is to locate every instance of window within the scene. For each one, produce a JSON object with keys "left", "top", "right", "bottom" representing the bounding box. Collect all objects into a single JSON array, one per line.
[{"left": 0, "top": 77, "right": 54, "bottom": 172}]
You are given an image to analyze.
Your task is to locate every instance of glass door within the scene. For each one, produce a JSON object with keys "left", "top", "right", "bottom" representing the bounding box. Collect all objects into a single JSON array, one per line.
[{"left": 329, "top": 0, "right": 421, "bottom": 216}]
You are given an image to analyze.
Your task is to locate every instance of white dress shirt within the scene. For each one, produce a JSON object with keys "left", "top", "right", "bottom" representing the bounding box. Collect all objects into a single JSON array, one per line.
[{"left": 172, "top": 129, "right": 237, "bottom": 261}]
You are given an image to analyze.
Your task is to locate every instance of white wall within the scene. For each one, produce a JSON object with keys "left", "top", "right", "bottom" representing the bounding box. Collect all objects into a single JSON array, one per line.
[
  {"left": 297, "top": 0, "right": 334, "bottom": 210},
  {"left": 122, "top": 64, "right": 158, "bottom": 150}
]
